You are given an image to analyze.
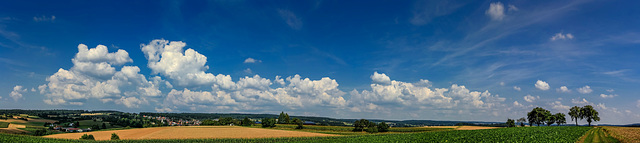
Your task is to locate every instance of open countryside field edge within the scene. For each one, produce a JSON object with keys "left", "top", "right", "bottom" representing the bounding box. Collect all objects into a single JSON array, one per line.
[{"left": 3, "top": 126, "right": 594, "bottom": 143}]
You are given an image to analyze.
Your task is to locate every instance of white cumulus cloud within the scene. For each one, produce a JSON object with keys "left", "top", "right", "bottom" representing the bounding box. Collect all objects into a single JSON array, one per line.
[
  {"left": 535, "top": 80, "right": 550, "bottom": 90},
  {"left": 571, "top": 98, "right": 590, "bottom": 105},
  {"left": 141, "top": 39, "right": 218, "bottom": 87},
  {"left": 371, "top": 72, "right": 391, "bottom": 84},
  {"left": 596, "top": 103, "right": 607, "bottom": 110},
  {"left": 39, "top": 44, "right": 164, "bottom": 107},
  {"left": 557, "top": 86, "right": 571, "bottom": 93},
  {"left": 551, "top": 32, "right": 574, "bottom": 41},
  {"left": 349, "top": 72, "right": 505, "bottom": 113},
  {"left": 513, "top": 101, "right": 523, "bottom": 107},
  {"left": 244, "top": 58, "right": 261, "bottom": 63},
  {"left": 577, "top": 85, "right": 592, "bottom": 94},
  {"left": 10, "top": 85, "right": 27, "bottom": 101},
  {"left": 513, "top": 86, "right": 521, "bottom": 91},
  {"left": 600, "top": 94, "right": 617, "bottom": 99},
  {"left": 486, "top": 2, "right": 505, "bottom": 21},
  {"left": 550, "top": 101, "right": 570, "bottom": 111},
  {"left": 524, "top": 95, "right": 539, "bottom": 103}
]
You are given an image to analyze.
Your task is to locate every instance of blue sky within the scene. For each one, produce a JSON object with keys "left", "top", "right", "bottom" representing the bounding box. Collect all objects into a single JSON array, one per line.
[{"left": 1, "top": 0, "right": 639, "bottom": 124}]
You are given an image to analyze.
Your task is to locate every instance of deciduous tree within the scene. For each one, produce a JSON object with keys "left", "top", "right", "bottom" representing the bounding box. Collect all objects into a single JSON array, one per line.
[
  {"left": 353, "top": 119, "right": 369, "bottom": 132},
  {"left": 506, "top": 119, "right": 516, "bottom": 127},
  {"left": 555, "top": 113, "right": 566, "bottom": 126},
  {"left": 378, "top": 122, "right": 389, "bottom": 132},
  {"left": 581, "top": 105, "right": 600, "bottom": 126},
  {"left": 80, "top": 134, "right": 95, "bottom": 140},
  {"left": 527, "top": 107, "right": 550, "bottom": 126},
  {"left": 292, "top": 118, "right": 303, "bottom": 129},
  {"left": 569, "top": 106, "right": 582, "bottom": 126},
  {"left": 241, "top": 117, "right": 253, "bottom": 126},
  {"left": 111, "top": 133, "right": 120, "bottom": 140},
  {"left": 545, "top": 112, "right": 556, "bottom": 126},
  {"left": 517, "top": 117, "right": 527, "bottom": 127},
  {"left": 261, "top": 118, "right": 276, "bottom": 128}
]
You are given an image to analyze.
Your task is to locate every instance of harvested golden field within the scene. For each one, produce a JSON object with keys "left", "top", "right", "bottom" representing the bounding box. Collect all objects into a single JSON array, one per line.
[
  {"left": 422, "top": 126, "right": 501, "bottom": 130},
  {"left": 603, "top": 126, "right": 640, "bottom": 143},
  {"left": 0, "top": 119, "right": 27, "bottom": 124},
  {"left": 44, "top": 126, "right": 338, "bottom": 141},
  {"left": 0, "top": 122, "right": 28, "bottom": 134},
  {"left": 1, "top": 117, "right": 56, "bottom": 123}
]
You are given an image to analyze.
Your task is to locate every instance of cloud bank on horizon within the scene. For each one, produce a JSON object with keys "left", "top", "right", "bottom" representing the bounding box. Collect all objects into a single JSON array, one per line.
[
  {"left": 16, "top": 39, "right": 637, "bottom": 123},
  {"left": 2, "top": 0, "right": 640, "bottom": 124}
]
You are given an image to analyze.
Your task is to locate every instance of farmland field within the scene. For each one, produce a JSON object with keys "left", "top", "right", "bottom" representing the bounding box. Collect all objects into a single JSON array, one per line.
[
  {"left": 259, "top": 124, "right": 455, "bottom": 135},
  {"left": 603, "top": 126, "right": 640, "bottom": 143},
  {"left": 77, "top": 119, "right": 119, "bottom": 129},
  {"left": 0, "top": 122, "right": 8, "bottom": 128},
  {"left": 579, "top": 127, "right": 619, "bottom": 143},
  {"left": 43, "top": 126, "right": 338, "bottom": 140},
  {"left": 2, "top": 126, "right": 591, "bottom": 142}
]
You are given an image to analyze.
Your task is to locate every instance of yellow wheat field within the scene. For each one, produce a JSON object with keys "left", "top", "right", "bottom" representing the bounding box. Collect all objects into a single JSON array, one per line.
[{"left": 44, "top": 126, "right": 338, "bottom": 141}]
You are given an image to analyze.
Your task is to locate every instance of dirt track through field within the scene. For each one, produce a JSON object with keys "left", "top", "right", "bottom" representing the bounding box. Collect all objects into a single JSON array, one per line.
[{"left": 44, "top": 126, "right": 338, "bottom": 140}]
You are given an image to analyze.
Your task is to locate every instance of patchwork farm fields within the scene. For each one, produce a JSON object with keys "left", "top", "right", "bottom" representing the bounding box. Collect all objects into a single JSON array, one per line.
[{"left": 1, "top": 126, "right": 618, "bottom": 143}]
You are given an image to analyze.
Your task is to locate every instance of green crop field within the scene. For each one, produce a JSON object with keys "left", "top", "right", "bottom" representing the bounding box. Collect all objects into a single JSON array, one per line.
[
  {"left": 77, "top": 120, "right": 117, "bottom": 129},
  {"left": 1, "top": 126, "right": 592, "bottom": 143},
  {"left": 257, "top": 124, "right": 453, "bottom": 135},
  {"left": 0, "top": 122, "right": 9, "bottom": 128},
  {"left": 387, "top": 127, "right": 454, "bottom": 132},
  {"left": 581, "top": 127, "right": 619, "bottom": 143}
]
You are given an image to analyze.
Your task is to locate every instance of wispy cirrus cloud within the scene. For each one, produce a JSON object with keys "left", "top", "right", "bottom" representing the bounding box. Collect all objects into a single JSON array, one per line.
[
  {"left": 410, "top": 1, "right": 464, "bottom": 25},
  {"left": 278, "top": 9, "right": 302, "bottom": 30},
  {"left": 33, "top": 15, "right": 56, "bottom": 22}
]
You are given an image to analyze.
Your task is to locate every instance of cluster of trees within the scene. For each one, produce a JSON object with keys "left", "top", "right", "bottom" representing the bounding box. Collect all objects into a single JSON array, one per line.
[
  {"left": 508, "top": 105, "right": 599, "bottom": 127},
  {"left": 77, "top": 133, "right": 120, "bottom": 140},
  {"left": 201, "top": 117, "right": 253, "bottom": 126},
  {"left": 111, "top": 133, "right": 120, "bottom": 140},
  {"left": 263, "top": 112, "right": 303, "bottom": 129},
  {"left": 353, "top": 119, "right": 389, "bottom": 133},
  {"left": 90, "top": 123, "right": 107, "bottom": 131},
  {"left": 32, "top": 128, "right": 48, "bottom": 136},
  {"left": 526, "top": 107, "right": 567, "bottom": 126},
  {"left": 80, "top": 134, "right": 95, "bottom": 140},
  {"left": 569, "top": 105, "right": 600, "bottom": 126},
  {"left": 261, "top": 118, "right": 276, "bottom": 128}
]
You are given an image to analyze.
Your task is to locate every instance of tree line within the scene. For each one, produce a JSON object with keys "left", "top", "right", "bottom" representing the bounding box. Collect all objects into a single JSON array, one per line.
[
  {"left": 260, "top": 112, "right": 304, "bottom": 129},
  {"left": 352, "top": 119, "right": 390, "bottom": 133},
  {"left": 507, "top": 105, "right": 599, "bottom": 127}
]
